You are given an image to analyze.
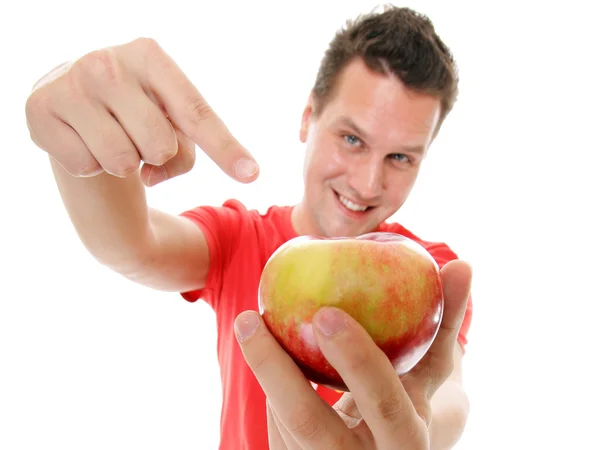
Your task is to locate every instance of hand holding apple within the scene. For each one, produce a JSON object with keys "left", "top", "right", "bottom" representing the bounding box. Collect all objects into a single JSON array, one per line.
[
  {"left": 257, "top": 232, "right": 444, "bottom": 391},
  {"left": 235, "top": 259, "right": 472, "bottom": 450}
]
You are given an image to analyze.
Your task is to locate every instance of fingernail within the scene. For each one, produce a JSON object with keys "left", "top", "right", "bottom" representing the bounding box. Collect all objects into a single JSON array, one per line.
[
  {"left": 235, "top": 158, "right": 258, "bottom": 178},
  {"left": 315, "top": 308, "right": 347, "bottom": 337},
  {"left": 235, "top": 312, "right": 259, "bottom": 342},
  {"left": 147, "top": 165, "right": 167, "bottom": 186}
]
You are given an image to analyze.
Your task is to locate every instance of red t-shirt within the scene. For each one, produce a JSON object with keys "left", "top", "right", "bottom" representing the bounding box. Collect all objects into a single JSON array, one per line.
[{"left": 180, "top": 199, "right": 473, "bottom": 450}]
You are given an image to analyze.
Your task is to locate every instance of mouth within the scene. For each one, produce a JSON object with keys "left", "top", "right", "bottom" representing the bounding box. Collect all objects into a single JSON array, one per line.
[{"left": 333, "top": 190, "right": 374, "bottom": 215}]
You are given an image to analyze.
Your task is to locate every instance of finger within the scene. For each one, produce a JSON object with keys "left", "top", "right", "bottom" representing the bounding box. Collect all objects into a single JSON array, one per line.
[
  {"left": 234, "top": 311, "right": 358, "bottom": 449},
  {"left": 436, "top": 260, "right": 472, "bottom": 349},
  {"left": 59, "top": 99, "right": 141, "bottom": 178},
  {"left": 31, "top": 60, "right": 72, "bottom": 92},
  {"left": 395, "top": 260, "right": 472, "bottom": 425},
  {"left": 101, "top": 82, "right": 179, "bottom": 168},
  {"left": 333, "top": 394, "right": 363, "bottom": 429},
  {"left": 313, "top": 307, "right": 427, "bottom": 448},
  {"left": 26, "top": 89, "right": 103, "bottom": 177},
  {"left": 267, "top": 400, "right": 301, "bottom": 450},
  {"left": 141, "top": 128, "right": 196, "bottom": 186},
  {"left": 118, "top": 38, "right": 260, "bottom": 183},
  {"left": 26, "top": 110, "right": 103, "bottom": 177},
  {"left": 334, "top": 394, "right": 381, "bottom": 446},
  {"left": 415, "top": 260, "right": 472, "bottom": 394}
]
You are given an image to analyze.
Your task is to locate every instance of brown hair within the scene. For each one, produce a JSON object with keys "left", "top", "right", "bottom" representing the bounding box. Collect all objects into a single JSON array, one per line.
[{"left": 312, "top": 5, "right": 459, "bottom": 132}]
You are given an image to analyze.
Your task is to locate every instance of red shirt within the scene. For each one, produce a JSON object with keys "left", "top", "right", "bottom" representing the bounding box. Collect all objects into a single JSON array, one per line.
[{"left": 180, "top": 199, "right": 473, "bottom": 450}]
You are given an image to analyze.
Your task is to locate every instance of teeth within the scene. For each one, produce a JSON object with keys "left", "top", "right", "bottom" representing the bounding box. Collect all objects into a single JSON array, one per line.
[{"left": 338, "top": 194, "right": 368, "bottom": 212}]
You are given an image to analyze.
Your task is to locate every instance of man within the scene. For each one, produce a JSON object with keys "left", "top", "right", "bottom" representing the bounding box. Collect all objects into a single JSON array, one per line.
[{"left": 25, "top": 5, "right": 473, "bottom": 450}]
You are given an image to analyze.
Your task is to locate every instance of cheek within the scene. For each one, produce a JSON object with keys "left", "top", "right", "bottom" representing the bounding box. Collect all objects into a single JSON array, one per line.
[
  {"left": 385, "top": 171, "right": 418, "bottom": 204},
  {"left": 323, "top": 153, "right": 346, "bottom": 177},
  {"left": 329, "top": 145, "right": 349, "bottom": 170},
  {"left": 308, "top": 138, "right": 346, "bottom": 181}
]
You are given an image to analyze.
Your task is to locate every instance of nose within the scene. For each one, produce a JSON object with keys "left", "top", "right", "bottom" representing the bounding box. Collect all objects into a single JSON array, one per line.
[{"left": 347, "top": 155, "right": 384, "bottom": 201}]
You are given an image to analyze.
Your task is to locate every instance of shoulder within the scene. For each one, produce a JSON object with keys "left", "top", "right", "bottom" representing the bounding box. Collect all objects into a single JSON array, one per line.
[
  {"left": 180, "top": 199, "right": 260, "bottom": 233},
  {"left": 178, "top": 200, "right": 294, "bottom": 305},
  {"left": 181, "top": 198, "right": 251, "bottom": 219},
  {"left": 181, "top": 199, "right": 295, "bottom": 250},
  {"left": 219, "top": 200, "right": 295, "bottom": 236},
  {"left": 182, "top": 199, "right": 290, "bottom": 223}
]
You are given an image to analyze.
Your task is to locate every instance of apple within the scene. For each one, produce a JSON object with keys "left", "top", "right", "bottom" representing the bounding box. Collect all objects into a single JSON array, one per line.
[{"left": 258, "top": 231, "right": 444, "bottom": 392}]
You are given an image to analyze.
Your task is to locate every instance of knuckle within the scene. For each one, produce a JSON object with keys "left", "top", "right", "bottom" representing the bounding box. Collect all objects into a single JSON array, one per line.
[
  {"left": 374, "top": 388, "right": 407, "bottom": 422},
  {"left": 287, "top": 403, "right": 323, "bottom": 440},
  {"left": 176, "top": 140, "right": 197, "bottom": 174},
  {"left": 25, "top": 93, "right": 50, "bottom": 145},
  {"left": 135, "top": 109, "right": 178, "bottom": 165},
  {"left": 75, "top": 160, "right": 103, "bottom": 177},
  {"left": 132, "top": 36, "right": 162, "bottom": 54},
  {"left": 144, "top": 132, "right": 178, "bottom": 165},
  {"left": 186, "top": 97, "right": 215, "bottom": 125},
  {"left": 51, "top": 156, "right": 101, "bottom": 178},
  {"left": 371, "top": 389, "right": 428, "bottom": 448},
  {"left": 25, "top": 89, "right": 49, "bottom": 121},
  {"left": 105, "top": 151, "right": 140, "bottom": 177},
  {"left": 248, "top": 344, "right": 272, "bottom": 374},
  {"left": 345, "top": 345, "right": 372, "bottom": 373},
  {"left": 74, "top": 48, "right": 125, "bottom": 88},
  {"left": 152, "top": 148, "right": 178, "bottom": 166},
  {"left": 384, "top": 410, "right": 425, "bottom": 446}
]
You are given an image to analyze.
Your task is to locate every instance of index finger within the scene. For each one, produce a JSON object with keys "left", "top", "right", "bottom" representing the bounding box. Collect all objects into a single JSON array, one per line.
[
  {"left": 119, "top": 38, "right": 259, "bottom": 182},
  {"left": 313, "top": 308, "right": 427, "bottom": 448},
  {"left": 234, "top": 311, "right": 359, "bottom": 450}
]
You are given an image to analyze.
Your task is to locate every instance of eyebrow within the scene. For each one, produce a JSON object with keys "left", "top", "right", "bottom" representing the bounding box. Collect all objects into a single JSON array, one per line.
[{"left": 336, "top": 116, "right": 426, "bottom": 155}]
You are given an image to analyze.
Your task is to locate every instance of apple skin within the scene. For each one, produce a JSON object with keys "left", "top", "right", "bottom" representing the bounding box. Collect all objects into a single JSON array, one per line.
[{"left": 258, "top": 232, "right": 444, "bottom": 392}]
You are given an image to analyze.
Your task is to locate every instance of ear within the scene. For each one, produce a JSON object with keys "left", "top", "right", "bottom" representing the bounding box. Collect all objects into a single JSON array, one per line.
[{"left": 299, "top": 92, "right": 314, "bottom": 143}]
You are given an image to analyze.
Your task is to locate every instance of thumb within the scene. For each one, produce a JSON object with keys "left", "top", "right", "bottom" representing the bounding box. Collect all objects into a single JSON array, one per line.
[
  {"left": 437, "top": 259, "right": 472, "bottom": 346},
  {"left": 406, "top": 259, "right": 472, "bottom": 395}
]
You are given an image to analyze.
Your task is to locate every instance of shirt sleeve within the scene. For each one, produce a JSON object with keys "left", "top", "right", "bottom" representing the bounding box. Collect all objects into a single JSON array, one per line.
[{"left": 177, "top": 199, "right": 250, "bottom": 310}]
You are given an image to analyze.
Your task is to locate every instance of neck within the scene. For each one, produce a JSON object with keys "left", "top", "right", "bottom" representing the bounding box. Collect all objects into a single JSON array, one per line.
[{"left": 290, "top": 199, "right": 316, "bottom": 237}]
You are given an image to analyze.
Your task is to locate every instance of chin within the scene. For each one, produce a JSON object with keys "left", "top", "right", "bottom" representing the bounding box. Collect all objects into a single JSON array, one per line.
[{"left": 318, "top": 220, "right": 377, "bottom": 239}]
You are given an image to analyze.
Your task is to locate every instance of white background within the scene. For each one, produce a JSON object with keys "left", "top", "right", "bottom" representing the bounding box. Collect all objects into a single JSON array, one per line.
[{"left": 1, "top": 0, "right": 598, "bottom": 449}]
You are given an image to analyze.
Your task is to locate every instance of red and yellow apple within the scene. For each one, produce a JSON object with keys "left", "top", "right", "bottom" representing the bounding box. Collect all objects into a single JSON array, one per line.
[{"left": 258, "top": 232, "right": 444, "bottom": 392}]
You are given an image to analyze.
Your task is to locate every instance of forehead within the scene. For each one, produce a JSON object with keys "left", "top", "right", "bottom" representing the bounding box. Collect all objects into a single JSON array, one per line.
[{"left": 323, "top": 58, "right": 441, "bottom": 145}]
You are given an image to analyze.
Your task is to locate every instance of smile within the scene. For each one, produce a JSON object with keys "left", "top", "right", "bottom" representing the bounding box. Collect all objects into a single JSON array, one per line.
[{"left": 335, "top": 191, "right": 373, "bottom": 213}]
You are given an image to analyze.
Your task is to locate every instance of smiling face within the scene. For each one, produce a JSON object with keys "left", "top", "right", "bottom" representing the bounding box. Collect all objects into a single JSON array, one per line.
[{"left": 292, "top": 57, "right": 443, "bottom": 238}]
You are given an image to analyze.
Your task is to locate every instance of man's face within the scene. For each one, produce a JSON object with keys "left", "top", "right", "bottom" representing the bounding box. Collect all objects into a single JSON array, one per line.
[{"left": 294, "top": 58, "right": 442, "bottom": 238}]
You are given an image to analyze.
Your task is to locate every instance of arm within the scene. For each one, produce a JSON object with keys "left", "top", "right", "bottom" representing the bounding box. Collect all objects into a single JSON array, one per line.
[
  {"left": 27, "top": 38, "right": 259, "bottom": 293},
  {"left": 428, "top": 342, "right": 470, "bottom": 450},
  {"left": 50, "top": 158, "right": 210, "bottom": 293}
]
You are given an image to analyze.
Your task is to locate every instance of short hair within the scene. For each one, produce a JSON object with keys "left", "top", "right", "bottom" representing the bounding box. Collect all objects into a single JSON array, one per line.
[{"left": 312, "top": 5, "right": 459, "bottom": 132}]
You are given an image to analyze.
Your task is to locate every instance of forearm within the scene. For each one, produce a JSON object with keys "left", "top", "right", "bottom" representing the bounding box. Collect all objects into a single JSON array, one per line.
[
  {"left": 50, "top": 157, "right": 153, "bottom": 271},
  {"left": 428, "top": 380, "right": 470, "bottom": 450}
]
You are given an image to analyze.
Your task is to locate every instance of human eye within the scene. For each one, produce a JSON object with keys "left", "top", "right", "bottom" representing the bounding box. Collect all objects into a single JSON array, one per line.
[
  {"left": 343, "top": 134, "right": 362, "bottom": 147},
  {"left": 388, "top": 153, "right": 411, "bottom": 165}
]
